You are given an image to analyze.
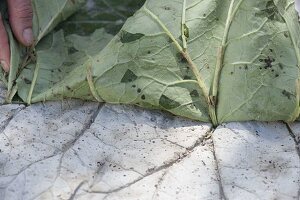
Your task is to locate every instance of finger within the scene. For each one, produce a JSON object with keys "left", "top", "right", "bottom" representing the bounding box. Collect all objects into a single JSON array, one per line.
[
  {"left": 8, "top": 0, "right": 33, "bottom": 46},
  {"left": 0, "top": 13, "right": 10, "bottom": 72}
]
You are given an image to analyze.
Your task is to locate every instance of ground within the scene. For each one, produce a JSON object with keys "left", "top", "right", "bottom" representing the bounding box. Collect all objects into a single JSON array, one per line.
[{"left": 0, "top": 84, "right": 299, "bottom": 200}]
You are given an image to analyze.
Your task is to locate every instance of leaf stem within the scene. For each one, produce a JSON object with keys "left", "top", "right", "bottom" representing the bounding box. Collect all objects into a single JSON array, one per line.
[
  {"left": 86, "top": 60, "right": 102, "bottom": 102},
  {"left": 181, "top": 0, "right": 187, "bottom": 51},
  {"left": 5, "top": 85, "right": 17, "bottom": 103},
  {"left": 182, "top": 52, "right": 217, "bottom": 126},
  {"left": 143, "top": 6, "right": 217, "bottom": 125},
  {"left": 27, "top": 62, "right": 40, "bottom": 104},
  {"left": 143, "top": 7, "right": 184, "bottom": 52},
  {"left": 211, "top": 0, "right": 243, "bottom": 123}
]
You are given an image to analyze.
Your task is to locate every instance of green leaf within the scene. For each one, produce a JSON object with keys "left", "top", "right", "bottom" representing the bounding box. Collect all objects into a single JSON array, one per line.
[{"left": 4, "top": 0, "right": 300, "bottom": 126}]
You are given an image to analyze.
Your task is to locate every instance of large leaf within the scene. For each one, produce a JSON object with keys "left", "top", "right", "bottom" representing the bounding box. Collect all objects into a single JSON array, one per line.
[{"left": 3, "top": 0, "right": 300, "bottom": 126}]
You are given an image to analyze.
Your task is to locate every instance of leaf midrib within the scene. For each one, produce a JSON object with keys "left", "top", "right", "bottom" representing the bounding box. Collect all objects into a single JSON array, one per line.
[
  {"left": 142, "top": 1, "right": 245, "bottom": 126},
  {"left": 211, "top": 0, "right": 245, "bottom": 124},
  {"left": 142, "top": 5, "right": 214, "bottom": 123}
]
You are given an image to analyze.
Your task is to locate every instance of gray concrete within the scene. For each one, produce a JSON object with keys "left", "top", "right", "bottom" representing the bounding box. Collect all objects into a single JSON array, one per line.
[{"left": 0, "top": 85, "right": 299, "bottom": 200}]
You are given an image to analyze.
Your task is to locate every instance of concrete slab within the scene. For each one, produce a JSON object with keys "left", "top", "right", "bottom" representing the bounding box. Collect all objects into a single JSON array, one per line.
[
  {"left": 213, "top": 122, "right": 300, "bottom": 200},
  {"left": 0, "top": 84, "right": 299, "bottom": 200}
]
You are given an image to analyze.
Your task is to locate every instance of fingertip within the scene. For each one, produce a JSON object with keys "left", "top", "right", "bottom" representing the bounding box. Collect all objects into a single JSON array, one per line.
[
  {"left": 0, "top": 14, "right": 10, "bottom": 72},
  {"left": 0, "top": 60, "right": 9, "bottom": 72},
  {"left": 23, "top": 28, "right": 33, "bottom": 46}
]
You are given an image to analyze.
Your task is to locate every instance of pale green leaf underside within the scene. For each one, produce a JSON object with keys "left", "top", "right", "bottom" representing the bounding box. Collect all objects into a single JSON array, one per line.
[{"left": 3, "top": 0, "right": 300, "bottom": 125}]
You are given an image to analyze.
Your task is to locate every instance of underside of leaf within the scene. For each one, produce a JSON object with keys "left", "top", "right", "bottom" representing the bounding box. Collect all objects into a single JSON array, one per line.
[{"left": 1, "top": 0, "right": 300, "bottom": 126}]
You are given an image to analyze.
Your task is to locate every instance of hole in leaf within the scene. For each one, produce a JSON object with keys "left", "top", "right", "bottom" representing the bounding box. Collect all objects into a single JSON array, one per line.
[
  {"left": 121, "top": 69, "right": 138, "bottom": 83},
  {"left": 68, "top": 47, "right": 79, "bottom": 54},
  {"left": 282, "top": 90, "right": 292, "bottom": 99},
  {"left": 120, "top": 31, "right": 145, "bottom": 43},
  {"left": 159, "top": 95, "right": 181, "bottom": 109},
  {"left": 190, "top": 90, "right": 199, "bottom": 98}
]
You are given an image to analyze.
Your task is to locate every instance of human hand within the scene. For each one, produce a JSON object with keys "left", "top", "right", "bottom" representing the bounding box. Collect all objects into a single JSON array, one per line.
[{"left": 0, "top": 0, "right": 33, "bottom": 72}]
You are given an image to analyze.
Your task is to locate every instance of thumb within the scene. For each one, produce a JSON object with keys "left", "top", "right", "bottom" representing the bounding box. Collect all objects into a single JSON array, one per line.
[
  {"left": 0, "top": 14, "right": 10, "bottom": 72},
  {"left": 7, "top": 0, "right": 33, "bottom": 46}
]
